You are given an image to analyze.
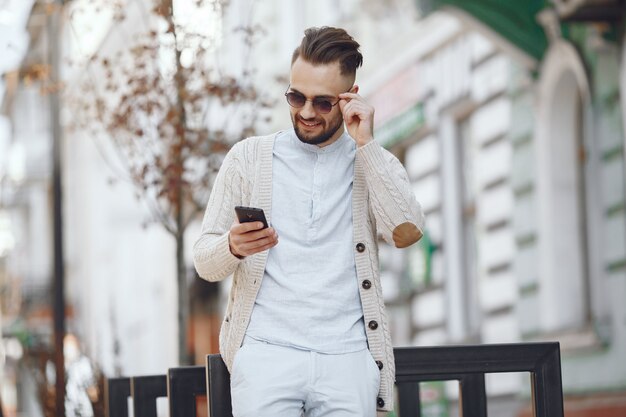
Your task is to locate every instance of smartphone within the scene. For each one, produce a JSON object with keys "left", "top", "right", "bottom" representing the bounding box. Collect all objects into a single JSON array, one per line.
[{"left": 235, "top": 206, "right": 269, "bottom": 229}]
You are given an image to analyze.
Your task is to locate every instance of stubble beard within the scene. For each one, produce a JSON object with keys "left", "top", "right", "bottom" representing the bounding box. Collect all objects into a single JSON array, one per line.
[{"left": 292, "top": 112, "right": 344, "bottom": 146}]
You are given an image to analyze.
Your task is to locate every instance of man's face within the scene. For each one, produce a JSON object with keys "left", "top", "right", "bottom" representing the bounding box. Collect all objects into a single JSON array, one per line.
[{"left": 288, "top": 58, "right": 355, "bottom": 147}]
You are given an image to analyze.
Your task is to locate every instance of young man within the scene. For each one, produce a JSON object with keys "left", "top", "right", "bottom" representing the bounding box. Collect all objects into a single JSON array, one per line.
[{"left": 193, "top": 26, "right": 424, "bottom": 417}]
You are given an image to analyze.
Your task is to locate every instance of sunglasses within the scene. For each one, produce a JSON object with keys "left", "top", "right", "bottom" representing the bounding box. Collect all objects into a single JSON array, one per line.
[{"left": 284, "top": 85, "right": 349, "bottom": 114}]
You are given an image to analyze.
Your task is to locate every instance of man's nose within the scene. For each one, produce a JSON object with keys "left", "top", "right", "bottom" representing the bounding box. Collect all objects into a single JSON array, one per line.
[{"left": 299, "top": 100, "right": 317, "bottom": 119}]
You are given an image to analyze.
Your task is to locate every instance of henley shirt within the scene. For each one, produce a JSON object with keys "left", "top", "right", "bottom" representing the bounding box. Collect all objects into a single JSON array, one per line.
[{"left": 245, "top": 129, "right": 367, "bottom": 353}]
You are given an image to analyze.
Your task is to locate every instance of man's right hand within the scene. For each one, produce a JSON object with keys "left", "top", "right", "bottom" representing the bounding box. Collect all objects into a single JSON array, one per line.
[{"left": 228, "top": 221, "right": 279, "bottom": 258}]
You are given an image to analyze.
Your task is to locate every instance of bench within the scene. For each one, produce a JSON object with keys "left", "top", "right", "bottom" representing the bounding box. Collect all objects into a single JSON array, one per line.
[
  {"left": 393, "top": 342, "right": 563, "bottom": 416},
  {"left": 106, "top": 342, "right": 564, "bottom": 417},
  {"left": 130, "top": 375, "right": 167, "bottom": 417},
  {"left": 105, "top": 377, "right": 130, "bottom": 417},
  {"left": 168, "top": 366, "right": 207, "bottom": 417}
]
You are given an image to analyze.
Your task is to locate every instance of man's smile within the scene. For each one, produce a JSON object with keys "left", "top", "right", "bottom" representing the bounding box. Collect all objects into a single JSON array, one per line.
[{"left": 299, "top": 117, "right": 322, "bottom": 128}]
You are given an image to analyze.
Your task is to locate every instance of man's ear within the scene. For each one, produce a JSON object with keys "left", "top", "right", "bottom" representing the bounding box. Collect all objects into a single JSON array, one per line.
[{"left": 351, "top": 85, "right": 359, "bottom": 94}]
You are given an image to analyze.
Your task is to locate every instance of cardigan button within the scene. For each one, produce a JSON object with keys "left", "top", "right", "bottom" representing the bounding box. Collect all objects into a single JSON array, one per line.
[
  {"left": 376, "top": 360, "right": 383, "bottom": 370},
  {"left": 368, "top": 320, "right": 378, "bottom": 330},
  {"left": 356, "top": 243, "right": 366, "bottom": 253},
  {"left": 362, "top": 280, "right": 372, "bottom": 290},
  {"left": 377, "top": 397, "right": 385, "bottom": 408}
]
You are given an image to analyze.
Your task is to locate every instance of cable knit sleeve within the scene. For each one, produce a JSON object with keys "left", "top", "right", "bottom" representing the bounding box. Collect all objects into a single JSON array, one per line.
[
  {"left": 193, "top": 142, "right": 244, "bottom": 281},
  {"left": 357, "top": 140, "right": 425, "bottom": 248}
]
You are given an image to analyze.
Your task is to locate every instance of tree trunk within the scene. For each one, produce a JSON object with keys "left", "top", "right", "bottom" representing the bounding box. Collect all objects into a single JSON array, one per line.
[{"left": 176, "top": 229, "right": 190, "bottom": 365}]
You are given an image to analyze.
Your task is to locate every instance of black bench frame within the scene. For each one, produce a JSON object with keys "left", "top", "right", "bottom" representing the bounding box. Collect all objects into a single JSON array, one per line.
[
  {"left": 106, "top": 342, "right": 564, "bottom": 417},
  {"left": 206, "top": 342, "right": 563, "bottom": 417},
  {"left": 130, "top": 375, "right": 166, "bottom": 417},
  {"left": 167, "top": 366, "right": 207, "bottom": 417}
]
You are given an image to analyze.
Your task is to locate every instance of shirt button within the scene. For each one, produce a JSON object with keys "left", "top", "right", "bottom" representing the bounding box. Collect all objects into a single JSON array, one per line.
[
  {"left": 362, "top": 280, "right": 372, "bottom": 290},
  {"left": 377, "top": 397, "right": 385, "bottom": 408},
  {"left": 376, "top": 360, "right": 383, "bottom": 370},
  {"left": 356, "top": 243, "right": 366, "bottom": 253},
  {"left": 368, "top": 320, "right": 378, "bottom": 330}
]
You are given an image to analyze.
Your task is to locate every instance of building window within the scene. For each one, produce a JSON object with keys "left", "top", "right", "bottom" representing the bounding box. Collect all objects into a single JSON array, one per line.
[{"left": 535, "top": 41, "right": 597, "bottom": 337}]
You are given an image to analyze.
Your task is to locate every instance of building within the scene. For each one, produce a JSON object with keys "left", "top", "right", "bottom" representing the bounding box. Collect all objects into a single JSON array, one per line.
[{"left": 365, "top": 1, "right": 626, "bottom": 415}]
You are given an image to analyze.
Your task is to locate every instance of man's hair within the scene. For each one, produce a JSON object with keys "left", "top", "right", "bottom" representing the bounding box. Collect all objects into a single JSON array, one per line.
[{"left": 291, "top": 26, "right": 363, "bottom": 76}]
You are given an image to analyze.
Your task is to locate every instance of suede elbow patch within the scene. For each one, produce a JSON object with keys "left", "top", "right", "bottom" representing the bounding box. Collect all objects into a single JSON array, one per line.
[{"left": 392, "top": 222, "right": 423, "bottom": 248}]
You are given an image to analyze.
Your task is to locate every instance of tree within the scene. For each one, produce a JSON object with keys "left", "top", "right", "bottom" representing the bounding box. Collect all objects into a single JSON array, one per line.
[{"left": 70, "top": 0, "right": 270, "bottom": 364}]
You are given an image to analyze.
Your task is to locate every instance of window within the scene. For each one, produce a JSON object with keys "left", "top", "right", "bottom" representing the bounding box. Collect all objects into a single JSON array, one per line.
[{"left": 534, "top": 40, "right": 603, "bottom": 340}]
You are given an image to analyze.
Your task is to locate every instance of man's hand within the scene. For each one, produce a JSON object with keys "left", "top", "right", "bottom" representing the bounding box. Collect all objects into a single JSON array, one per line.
[
  {"left": 338, "top": 91, "right": 374, "bottom": 147},
  {"left": 229, "top": 221, "right": 278, "bottom": 258}
]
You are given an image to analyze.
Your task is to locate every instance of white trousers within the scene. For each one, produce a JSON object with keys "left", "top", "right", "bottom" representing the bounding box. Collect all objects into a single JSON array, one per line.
[{"left": 230, "top": 337, "right": 381, "bottom": 417}]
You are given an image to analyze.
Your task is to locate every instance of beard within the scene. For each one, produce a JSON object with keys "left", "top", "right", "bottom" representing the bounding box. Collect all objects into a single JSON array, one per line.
[{"left": 291, "top": 111, "right": 344, "bottom": 146}]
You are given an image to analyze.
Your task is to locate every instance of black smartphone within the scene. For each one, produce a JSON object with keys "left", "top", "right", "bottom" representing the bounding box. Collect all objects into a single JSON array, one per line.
[{"left": 235, "top": 206, "right": 269, "bottom": 229}]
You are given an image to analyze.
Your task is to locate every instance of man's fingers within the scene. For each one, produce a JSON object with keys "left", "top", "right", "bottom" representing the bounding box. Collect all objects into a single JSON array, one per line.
[
  {"left": 234, "top": 228, "right": 276, "bottom": 244},
  {"left": 342, "top": 99, "right": 370, "bottom": 117},
  {"left": 245, "top": 234, "right": 279, "bottom": 250},
  {"left": 232, "top": 232, "right": 278, "bottom": 257},
  {"left": 338, "top": 94, "right": 357, "bottom": 114},
  {"left": 338, "top": 92, "right": 360, "bottom": 100},
  {"left": 231, "top": 227, "right": 275, "bottom": 243},
  {"left": 229, "top": 225, "right": 278, "bottom": 257},
  {"left": 338, "top": 98, "right": 347, "bottom": 114},
  {"left": 232, "top": 221, "right": 266, "bottom": 234}
]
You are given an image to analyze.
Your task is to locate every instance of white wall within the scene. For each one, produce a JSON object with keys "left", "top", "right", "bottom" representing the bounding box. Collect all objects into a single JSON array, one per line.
[{"left": 64, "top": 133, "right": 178, "bottom": 375}]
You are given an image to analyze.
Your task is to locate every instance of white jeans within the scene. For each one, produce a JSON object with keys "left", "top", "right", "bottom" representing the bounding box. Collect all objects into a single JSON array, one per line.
[{"left": 231, "top": 337, "right": 381, "bottom": 417}]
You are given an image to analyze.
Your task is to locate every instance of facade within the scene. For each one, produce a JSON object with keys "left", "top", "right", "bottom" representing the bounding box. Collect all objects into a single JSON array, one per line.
[
  {"left": 365, "top": 12, "right": 527, "bottom": 415},
  {"left": 368, "top": 1, "right": 626, "bottom": 416}
]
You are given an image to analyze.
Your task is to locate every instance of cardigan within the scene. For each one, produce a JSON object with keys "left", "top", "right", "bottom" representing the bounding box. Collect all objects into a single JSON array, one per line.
[{"left": 192, "top": 132, "right": 424, "bottom": 412}]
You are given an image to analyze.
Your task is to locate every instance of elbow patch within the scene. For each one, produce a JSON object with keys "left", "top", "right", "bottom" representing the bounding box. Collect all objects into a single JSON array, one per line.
[{"left": 392, "top": 222, "right": 423, "bottom": 248}]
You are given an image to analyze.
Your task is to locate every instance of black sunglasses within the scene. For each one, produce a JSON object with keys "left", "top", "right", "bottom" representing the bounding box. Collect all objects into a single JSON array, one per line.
[{"left": 284, "top": 86, "right": 349, "bottom": 114}]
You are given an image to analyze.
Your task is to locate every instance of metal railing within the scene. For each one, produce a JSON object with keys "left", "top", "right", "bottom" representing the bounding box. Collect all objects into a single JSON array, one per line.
[{"left": 106, "top": 342, "right": 564, "bottom": 417}]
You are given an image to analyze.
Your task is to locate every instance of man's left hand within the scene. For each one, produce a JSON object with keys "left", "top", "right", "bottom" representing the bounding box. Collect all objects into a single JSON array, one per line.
[{"left": 338, "top": 92, "right": 374, "bottom": 147}]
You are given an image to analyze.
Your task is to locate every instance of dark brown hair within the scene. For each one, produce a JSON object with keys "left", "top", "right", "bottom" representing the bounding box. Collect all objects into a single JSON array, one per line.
[{"left": 291, "top": 27, "right": 363, "bottom": 76}]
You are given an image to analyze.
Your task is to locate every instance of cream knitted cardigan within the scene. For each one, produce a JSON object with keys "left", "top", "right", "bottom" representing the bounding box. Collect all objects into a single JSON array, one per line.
[{"left": 193, "top": 132, "right": 424, "bottom": 412}]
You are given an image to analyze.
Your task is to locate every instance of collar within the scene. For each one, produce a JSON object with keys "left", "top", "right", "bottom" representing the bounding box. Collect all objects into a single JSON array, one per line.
[{"left": 288, "top": 129, "right": 352, "bottom": 154}]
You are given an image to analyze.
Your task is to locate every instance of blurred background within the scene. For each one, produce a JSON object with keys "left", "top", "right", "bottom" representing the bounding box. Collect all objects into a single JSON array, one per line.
[{"left": 1, "top": 0, "right": 625, "bottom": 416}]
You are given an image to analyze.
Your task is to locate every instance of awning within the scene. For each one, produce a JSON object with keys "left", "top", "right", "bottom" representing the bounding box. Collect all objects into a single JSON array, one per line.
[{"left": 418, "top": 0, "right": 549, "bottom": 61}]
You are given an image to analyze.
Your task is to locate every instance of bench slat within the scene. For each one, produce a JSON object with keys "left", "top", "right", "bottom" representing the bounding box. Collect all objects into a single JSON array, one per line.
[
  {"left": 105, "top": 377, "right": 130, "bottom": 417},
  {"left": 131, "top": 375, "right": 167, "bottom": 417},
  {"left": 168, "top": 366, "right": 207, "bottom": 417}
]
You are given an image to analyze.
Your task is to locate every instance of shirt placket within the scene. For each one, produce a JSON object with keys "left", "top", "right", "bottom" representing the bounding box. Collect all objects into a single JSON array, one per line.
[{"left": 308, "top": 152, "right": 325, "bottom": 242}]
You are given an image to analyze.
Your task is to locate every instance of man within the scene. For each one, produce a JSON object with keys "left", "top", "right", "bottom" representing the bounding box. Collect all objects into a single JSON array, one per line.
[{"left": 193, "top": 26, "right": 424, "bottom": 416}]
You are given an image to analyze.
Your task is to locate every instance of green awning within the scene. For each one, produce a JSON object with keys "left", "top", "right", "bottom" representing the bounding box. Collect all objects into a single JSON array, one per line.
[{"left": 419, "top": 0, "right": 549, "bottom": 61}]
